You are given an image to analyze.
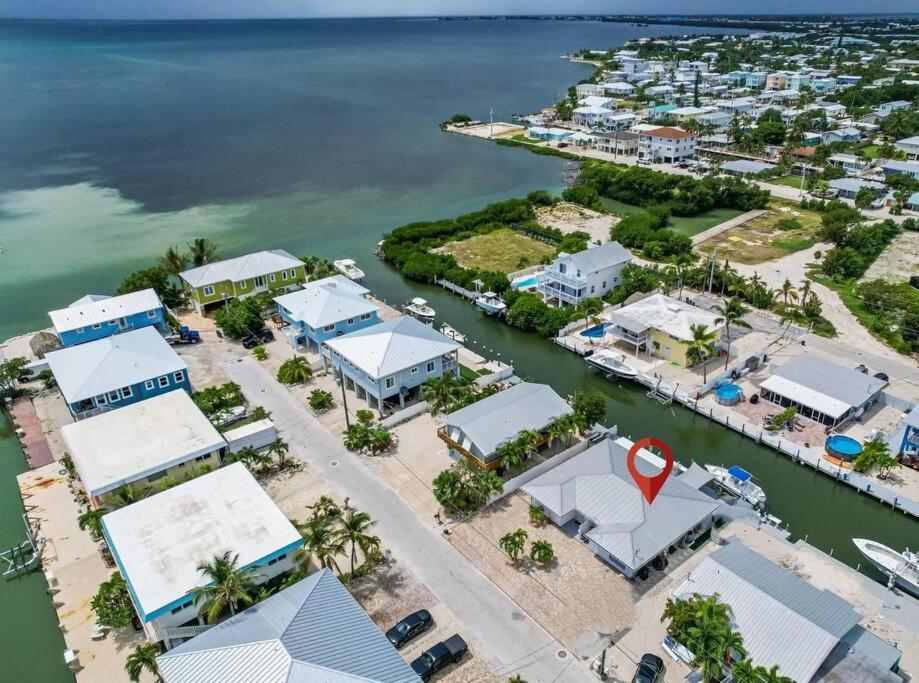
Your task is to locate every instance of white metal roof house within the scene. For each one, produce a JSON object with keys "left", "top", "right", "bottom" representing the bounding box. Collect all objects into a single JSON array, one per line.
[
  {"left": 522, "top": 435, "right": 720, "bottom": 578},
  {"left": 48, "top": 288, "right": 166, "bottom": 348},
  {"left": 44, "top": 326, "right": 190, "bottom": 418},
  {"left": 537, "top": 241, "right": 632, "bottom": 306},
  {"left": 61, "top": 391, "right": 226, "bottom": 505},
  {"left": 274, "top": 275, "right": 379, "bottom": 353},
  {"left": 102, "top": 463, "right": 302, "bottom": 644},
  {"left": 759, "top": 355, "right": 888, "bottom": 428},
  {"left": 438, "top": 382, "right": 574, "bottom": 470},
  {"left": 673, "top": 541, "right": 902, "bottom": 682},
  {"left": 325, "top": 316, "right": 461, "bottom": 412},
  {"left": 157, "top": 569, "right": 421, "bottom": 681}
]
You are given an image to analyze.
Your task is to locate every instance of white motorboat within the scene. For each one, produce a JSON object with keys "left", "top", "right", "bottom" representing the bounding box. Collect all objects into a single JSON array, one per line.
[
  {"left": 853, "top": 538, "right": 919, "bottom": 595},
  {"left": 404, "top": 297, "right": 435, "bottom": 323},
  {"left": 704, "top": 465, "right": 767, "bottom": 507},
  {"left": 439, "top": 323, "right": 465, "bottom": 344},
  {"left": 333, "top": 258, "right": 365, "bottom": 281},
  {"left": 585, "top": 349, "right": 639, "bottom": 379},
  {"left": 475, "top": 291, "right": 507, "bottom": 315}
]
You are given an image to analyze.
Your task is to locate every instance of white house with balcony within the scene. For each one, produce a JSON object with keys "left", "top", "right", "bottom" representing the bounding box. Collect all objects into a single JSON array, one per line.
[
  {"left": 537, "top": 241, "right": 632, "bottom": 307},
  {"left": 638, "top": 127, "right": 697, "bottom": 163}
]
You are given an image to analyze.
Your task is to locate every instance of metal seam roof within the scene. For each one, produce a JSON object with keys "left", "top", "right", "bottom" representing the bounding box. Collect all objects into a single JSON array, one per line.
[
  {"left": 180, "top": 249, "right": 303, "bottom": 288},
  {"left": 48, "top": 288, "right": 163, "bottom": 333}
]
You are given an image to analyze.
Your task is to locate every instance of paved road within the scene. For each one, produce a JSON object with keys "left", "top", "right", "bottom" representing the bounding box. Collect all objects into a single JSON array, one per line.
[{"left": 224, "top": 358, "right": 596, "bottom": 683}]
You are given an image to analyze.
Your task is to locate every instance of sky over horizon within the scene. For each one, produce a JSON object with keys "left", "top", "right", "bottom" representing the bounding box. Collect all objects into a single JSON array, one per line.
[{"left": 2, "top": 1, "right": 917, "bottom": 20}]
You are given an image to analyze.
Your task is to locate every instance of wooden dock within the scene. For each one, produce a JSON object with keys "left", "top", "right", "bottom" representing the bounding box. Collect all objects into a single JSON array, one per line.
[{"left": 435, "top": 278, "right": 478, "bottom": 301}]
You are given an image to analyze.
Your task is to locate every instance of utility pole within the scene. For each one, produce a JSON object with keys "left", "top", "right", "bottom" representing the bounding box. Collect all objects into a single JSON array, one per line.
[
  {"left": 339, "top": 369, "right": 350, "bottom": 429},
  {"left": 708, "top": 248, "right": 717, "bottom": 294},
  {"left": 798, "top": 162, "right": 807, "bottom": 197}
]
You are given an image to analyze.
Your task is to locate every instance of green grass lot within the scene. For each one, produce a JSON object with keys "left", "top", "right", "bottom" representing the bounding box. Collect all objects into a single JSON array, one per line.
[
  {"left": 439, "top": 227, "right": 556, "bottom": 274},
  {"left": 858, "top": 144, "right": 882, "bottom": 159},
  {"left": 600, "top": 197, "right": 742, "bottom": 237},
  {"left": 769, "top": 175, "right": 807, "bottom": 190}
]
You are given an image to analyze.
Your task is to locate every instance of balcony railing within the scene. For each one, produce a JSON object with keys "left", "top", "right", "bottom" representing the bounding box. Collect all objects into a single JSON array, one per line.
[
  {"left": 442, "top": 356, "right": 458, "bottom": 374},
  {"left": 541, "top": 269, "right": 585, "bottom": 289},
  {"left": 437, "top": 426, "right": 494, "bottom": 469},
  {"left": 538, "top": 282, "right": 583, "bottom": 305}
]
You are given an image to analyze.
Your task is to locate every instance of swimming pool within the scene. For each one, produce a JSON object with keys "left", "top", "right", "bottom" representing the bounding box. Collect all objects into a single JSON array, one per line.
[
  {"left": 826, "top": 434, "right": 862, "bottom": 460},
  {"left": 512, "top": 275, "right": 539, "bottom": 289},
  {"left": 715, "top": 383, "right": 742, "bottom": 405},
  {"left": 580, "top": 323, "right": 608, "bottom": 339}
]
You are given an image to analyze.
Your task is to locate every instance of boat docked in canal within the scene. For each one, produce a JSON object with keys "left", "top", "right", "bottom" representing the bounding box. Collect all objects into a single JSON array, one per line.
[
  {"left": 585, "top": 349, "right": 639, "bottom": 379},
  {"left": 474, "top": 291, "right": 506, "bottom": 315},
  {"left": 404, "top": 297, "right": 435, "bottom": 323},
  {"left": 704, "top": 465, "right": 766, "bottom": 507},
  {"left": 333, "top": 258, "right": 365, "bottom": 281},
  {"left": 439, "top": 323, "right": 465, "bottom": 343},
  {"left": 853, "top": 538, "right": 919, "bottom": 595}
]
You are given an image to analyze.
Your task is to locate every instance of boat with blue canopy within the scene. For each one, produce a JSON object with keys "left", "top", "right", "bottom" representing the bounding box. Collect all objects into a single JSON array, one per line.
[{"left": 704, "top": 464, "right": 766, "bottom": 507}]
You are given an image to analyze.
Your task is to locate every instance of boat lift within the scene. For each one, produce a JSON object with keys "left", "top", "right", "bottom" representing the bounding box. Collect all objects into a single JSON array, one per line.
[
  {"left": 2, "top": 513, "right": 41, "bottom": 579},
  {"left": 646, "top": 377, "right": 678, "bottom": 405}
]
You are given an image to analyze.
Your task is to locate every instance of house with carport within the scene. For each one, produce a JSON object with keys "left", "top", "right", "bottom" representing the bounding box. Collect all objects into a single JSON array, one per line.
[
  {"left": 438, "top": 382, "right": 573, "bottom": 470},
  {"left": 45, "top": 326, "right": 190, "bottom": 418},
  {"left": 324, "top": 316, "right": 460, "bottom": 413},
  {"left": 62, "top": 391, "right": 226, "bottom": 509},
  {"left": 101, "top": 463, "right": 302, "bottom": 648}
]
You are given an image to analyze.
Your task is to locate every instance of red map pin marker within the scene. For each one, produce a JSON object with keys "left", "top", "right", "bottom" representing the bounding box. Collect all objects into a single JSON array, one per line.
[{"left": 627, "top": 437, "right": 674, "bottom": 505}]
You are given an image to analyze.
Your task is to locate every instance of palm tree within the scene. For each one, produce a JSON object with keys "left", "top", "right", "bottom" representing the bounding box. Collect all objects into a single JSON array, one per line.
[
  {"left": 307, "top": 494, "right": 341, "bottom": 520},
  {"left": 495, "top": 439, "right": 526, "bottom": 474},
  {"left": 729, "top": 659, "right": 759, "bottom": 683},
  {"left": 78, "top": 507, "right": 107, "bottom": 538},
  {"left": 191, "top": 551, "right": 259, "bottom": 624},
  {"left": 686, "top": 323, "right": 719, "bottom": 383},
  {"left": 883, "top": 109, "right": 911, "bottom": 140},
  {"left": 336, "top": 508, "right": 380, "bottom": 574},
  {"left": 277, "top": 355, "right": 312, "bottom": 385},
  {"left": 546, "top": 418, "right": 568, "bottom": 451},
  {"left": 295, "top": 517, "right": 345, "bottom": 573},
  {"left": 186, "top": 237, "right": 219, "bottom": 267},
  {"left": 712, "top": 296, "right": 751, "bottom": 369},
  {"left": 125, "top": 642, "right": 162, "bottom": 682},
  {"left": 499, "top": 528, "right": 528, "bottom": 564},
  {"left": 110, "top": 483, "right": 151, "bottom": 509},
  {"left": 671, "top": 252, "right": 694, "bottom": 299},
  {"left": 776, "top": 278, "right": 799, "bottom": 307},
  {"left": 575, "top": 298, "right": 604, "bottom": 331},
  {"left": 516, "top": 429, "right": 542, "bottom": 464},
  {"left": 158, "top": 246, "right": 187, "bottom": 277},
  {"left": 420, "top": 375, "right": 468, "bottom": 415},
  {"left": 529, "top": 539, "right": 554, "bottom": 564},
  {"left": 268, "top": 438, "right": 291, "bottom": 469},
  {"left": 757, "top": 664, "right": 793, "bottom": 683}
]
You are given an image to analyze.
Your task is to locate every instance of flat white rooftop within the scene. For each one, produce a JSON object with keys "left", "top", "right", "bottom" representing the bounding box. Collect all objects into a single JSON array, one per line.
[
  {"left": 62, "top": 391, "right": 225, "bottom": 498},
  {"left": 102, "top": 463, "right": 302, "bottom": 622}
]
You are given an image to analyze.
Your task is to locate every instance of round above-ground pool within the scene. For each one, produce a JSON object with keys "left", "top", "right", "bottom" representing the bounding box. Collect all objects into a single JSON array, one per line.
[
  {"left": 715, "top": 383, "right": 743, "bottom": 406},
  {"left": 825, "top": 434, "right": 862, "bottom": 465},
  {"left": 580, "top": 323, "right": 608, "bottom": 339}
]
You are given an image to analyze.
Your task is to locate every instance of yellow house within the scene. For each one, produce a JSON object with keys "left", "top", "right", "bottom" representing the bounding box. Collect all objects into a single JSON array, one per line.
[
  {"left": 61, "top": 391, "right": 226, "bottom": 509},
  {"left": 605, "top": 293, "right": 724, "bottom": 367}
]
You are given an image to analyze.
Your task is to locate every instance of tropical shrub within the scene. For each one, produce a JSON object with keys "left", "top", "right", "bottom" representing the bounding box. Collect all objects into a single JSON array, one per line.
[
  {"left": 91, "top": 572, "right": 135, "bottom": 628},
  {"left": 277, "top": 356, "right": 312, "bottom": 385},
  {"left": 308, "top": 389, "right": 334, "bottom": 412}
]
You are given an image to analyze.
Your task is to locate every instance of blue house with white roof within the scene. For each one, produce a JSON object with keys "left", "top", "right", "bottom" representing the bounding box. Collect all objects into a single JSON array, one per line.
[
  {"left": 44, "top": 326, "right": 190, "bottom": 418},
  {"left": 49, "top": 289, "right": 166, "bottom": 348},
  {"left": 274, "top": 275, "right": 379, "bottom": 352},
  {"left": 881, "top": 160, "right": 919, "bottom": 181},
  {"left": 324, "top": 316, "right": 460, "bottom": 413}
]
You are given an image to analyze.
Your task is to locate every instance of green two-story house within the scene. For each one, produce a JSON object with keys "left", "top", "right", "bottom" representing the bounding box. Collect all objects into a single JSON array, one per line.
[{"left": 179, "top": 249, "right": 307, "bottom": 313}]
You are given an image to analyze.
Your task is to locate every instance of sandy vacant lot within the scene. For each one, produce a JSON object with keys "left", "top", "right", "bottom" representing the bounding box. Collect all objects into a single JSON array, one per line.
[
  {"left": 861, "top": 230, "right": 919, "bottom": 283},
  {"left": 536, "top": 202, "right": 616, "bottom": 245}
]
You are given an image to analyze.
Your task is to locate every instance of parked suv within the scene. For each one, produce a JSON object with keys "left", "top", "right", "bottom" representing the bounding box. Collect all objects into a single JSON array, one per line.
[
  {"left": 385, "top": 609, "right": 433, "bottom": 649},
  {"left": 242, "top": 327, "right": 274, "bottom": 349}
]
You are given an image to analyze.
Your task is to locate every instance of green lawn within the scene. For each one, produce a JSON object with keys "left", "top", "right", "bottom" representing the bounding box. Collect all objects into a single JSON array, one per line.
[
  {"left": 439, "top": 227, "right": 556, "bottom": 273},
  {"left": 858, "top": 144, "right": 882, "bottom": 159},
  {"left": 769, "top": 175, "right": 807, "bottom": 190}
]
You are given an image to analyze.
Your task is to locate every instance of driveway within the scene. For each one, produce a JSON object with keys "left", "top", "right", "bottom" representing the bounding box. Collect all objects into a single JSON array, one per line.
[{"left": 223, "top": 357, "right": 594, "bottom": 683}]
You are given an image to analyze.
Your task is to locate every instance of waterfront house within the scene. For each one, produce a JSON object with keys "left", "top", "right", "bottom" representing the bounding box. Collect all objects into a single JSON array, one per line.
[
  {"left": 572, "top": 105, "right": 612, "bottom": 128},
  {"left": 721, "top": 159, "right": 777, "bottom": 177},
  {"left": 576, "top": 82, "right": 603, "bottom": 98},
  {"left": 637, "top": 127, "right": 697, "bottom": 163},
  {"left": 179, "top": 249, "right": 306, "bottom": 313},
  {"left": 49, "top": 289, "right": 166, "bottom": 348},
  {"left": 438, "top": 382, "right": 573, "bottom": 470},
  {"left": 527, "top": 126, "right": 572, "bottom": 142},
  {"left": 579, "top": 95, "right": 616, "bottom": 110},
  {"left": 828, "top": 178, "right": 886, "bottom": 200},
  {"left": 605, "top": 293, "right": 724, "bottom": 367},
  {"left": 673, "top": 541, "right": 903, "bottom": 682},
  {"left": 886, "top": 408, "right": 919, "bottom": 462},
  {"left": 603, "top": 81, "right": 635, "bottom": 97},
  {"left": 827, "top": 153, "right": 869, "bottom": 175},
  {"left": 61, "top": 391, "right": 226, "bottom": 508},
  {"left": 157, "top": 569, "right": 421, "bottom": 680},
  {"left": 324, "top": 316, "right": 460, "bottom": 412},
  {"left": 537, "top": 241, "right": 632, "bottom": 307},
  {"left": 521, "top": 435, "right": 720, "bottom": 579},
  {"left": 881, "top": 160, "right": 919, "bottom": 181},
  {"left": 596, "top": 131, "right": 639, "bottom": 156},
  {"left": 45, "top": 326, "right": 190, "bottom": 418},
  {"left": 101, "top": 463, "right": 302, "bottom": 646},
  {"left": 758, "top": 355, "right": 887, "bottom": 428},
  {"left": 274, "top": 275, "right": 379, "bottom": 353},
  {"left": 894, "top": 136, "right": 919, "bottom": 161}
]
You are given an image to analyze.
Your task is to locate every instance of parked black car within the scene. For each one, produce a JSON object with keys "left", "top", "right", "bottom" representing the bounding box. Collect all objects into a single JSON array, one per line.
[
  {"left": 385, "top": 609, "right": 433, "bottom": 648},
  {"left": 410, "top": 634, "right": 467, "bottom": 681},
  {"left": 242, "top": 327, "right": 274, "bottom": 348},
  {"left": 632, "top": 653, "right": 664, "bottom": 683}
]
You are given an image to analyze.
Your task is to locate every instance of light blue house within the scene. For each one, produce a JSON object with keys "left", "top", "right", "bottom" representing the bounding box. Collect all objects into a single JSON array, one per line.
[
  {"left": 887, "top": 409, "right": 919, "bottom": 461},
  {"left": 882, "top": 160, "right": 919, "bottom": 181},
  {"left": 324, "top": 316, "right": 460, "bottom": 413},
  {"left": 811, "top": 77, "right": 837, "bottom": 93},
  {"left": 538, "top": 241, "right": 632, "bottom": 306},
  {"left": 527, "top": 126, "right": 572, "bottom": 142},
  {"left": 44, "top": 326, "right": 190, "bottom": 418},
  {"left": 274, "top": 276, "right": 379, "bottom": 353},
  {"left": 49, "top": 289, "right": 166, "bottom": 348}
]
